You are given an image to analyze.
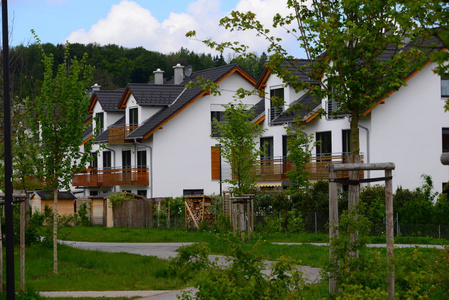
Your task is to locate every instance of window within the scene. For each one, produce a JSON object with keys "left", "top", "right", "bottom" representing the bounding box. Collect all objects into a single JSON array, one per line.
[
  {"left": 129, "top": 108, "right": 138, "bottom": 126},
  {"left": 122, "top": 150, "right": 131, "bottom": 168},
  {"left": 342, "top": 130, "right": 351, "bottom": 155},
  {"left": 282, "top": 135, "right": 288, "bottom": 158},
  {"left": 103, "top": 151, "right": 112, "bottom": 169},
  {"left": 137, "top": 150, "right": 147, "bottom": 168},
  {"left": 137, "top": 190, "right": 147, "bottom": 198},
  {"left": 316, "top": 131, "right": 332, "bottom": 157},
  {"left": 442, "top": 74, "right": 449, "bottom": 98},
  {"left": 90, "top": 190, "right": 99, "bottom": 196},
  {"left": 442, "top": 128, "right": 449, "bottom": 152},
  {"left": 96, "top": 112, "right": 104, "bottom": 133},
  {"left": 90, "top": 152, "right": 98, "bottom": 169},
  {"left": 270, "top": 88, "right": 284, "bottom": 122},
  {"left": 211, "top": 146, "right": 221, "bottom": 180},
  {"left": 183, "top": 189, "right": 204, "bottom": 196},
  {"left": 211, "top": 111, "right": 225, "bottom": 137},
  {"left": 260, "top": 137, "right": 274, "bottom": 160}
]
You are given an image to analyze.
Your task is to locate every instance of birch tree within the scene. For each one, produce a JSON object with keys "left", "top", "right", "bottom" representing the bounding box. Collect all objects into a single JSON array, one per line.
[{"left": 27, "top": 36, "right": 93, "bottom": 275}]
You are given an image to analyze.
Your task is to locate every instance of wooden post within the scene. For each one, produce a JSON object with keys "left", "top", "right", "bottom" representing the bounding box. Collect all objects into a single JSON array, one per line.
[
  {"left": 385, "top": 169, "right": 394, "bottom": 299},
  {"left": 20, "top": 200, "right": 25, "bottom": 291},
  {"left": 327, "top": 165, "right": 339, "bottom": 295}
]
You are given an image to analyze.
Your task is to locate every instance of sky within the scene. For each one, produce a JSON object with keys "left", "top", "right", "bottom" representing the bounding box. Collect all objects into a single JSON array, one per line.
[{"left": 7, "top": 0, "right": 305, "bottom": 59}]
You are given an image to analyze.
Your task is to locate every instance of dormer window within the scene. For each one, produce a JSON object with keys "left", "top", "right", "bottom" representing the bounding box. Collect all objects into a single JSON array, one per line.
[
  {"left": 269, "top": 87, "right": 284, "bottom": 123},
  {"left": 129, "top": 108, "right": 138, "bottom": 126},
  {"left": 441, "top": 74, "right": 449, "bottom": 98},
  {"left": 96, "top": 112, "right": 104, "bottom": 133}
]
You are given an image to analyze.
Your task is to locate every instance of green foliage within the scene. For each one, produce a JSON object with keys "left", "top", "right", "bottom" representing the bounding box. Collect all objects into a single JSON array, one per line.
[
  {"left": 285, "top": 125, "right": 315, "bottom": 193},
  {"left": 76, "top": 202, "right": 91, "bottom": 226},
  {"left": 230, "top": 52, "right": 268, "bottom": 79},
  {"left": 171, "top": 237, "right": 308, "bottom": 299},
  {"left": 27, "top": 34, "right": 94, "bottom": 191},
  {"left": 213, "top": 100, "right": 266, "bottom": 195},
  {"left": 108, "top": 192, "right": 134, "bottom": 208}
]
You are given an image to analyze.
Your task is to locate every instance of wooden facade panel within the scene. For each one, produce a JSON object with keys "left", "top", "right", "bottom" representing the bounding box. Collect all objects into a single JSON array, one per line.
[{"left": 211, "top": 146, "right": 221, "bottom": 180}]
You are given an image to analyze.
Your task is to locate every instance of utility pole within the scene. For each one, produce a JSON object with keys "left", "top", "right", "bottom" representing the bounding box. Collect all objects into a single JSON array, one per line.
[{"left": 2, "top": 0, "right": 16, "bottom": 298}]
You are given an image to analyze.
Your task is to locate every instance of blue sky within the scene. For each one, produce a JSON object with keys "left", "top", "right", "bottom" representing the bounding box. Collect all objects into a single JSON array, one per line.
[{"left": 7, "top": 0, "right": 302, "bottom": 57}]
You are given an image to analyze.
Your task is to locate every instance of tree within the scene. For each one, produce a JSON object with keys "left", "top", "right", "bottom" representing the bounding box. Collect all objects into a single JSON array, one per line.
[
  {"left": 27, "top": 35, "right": 93, "bottom": 275},
  {"left": 285, "top": 124, "right": 315, "bottom": 193},
  {"left": 213, "top": 99, "right": 265, "bottom": 196},
  {"left": 188, "top": 0, "right": 430, "bottom": 209}
]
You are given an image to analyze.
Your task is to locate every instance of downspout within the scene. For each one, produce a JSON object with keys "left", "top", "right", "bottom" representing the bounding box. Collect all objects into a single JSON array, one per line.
[{"left": 133, "top": 139, "right": 153, "bottom": 198}]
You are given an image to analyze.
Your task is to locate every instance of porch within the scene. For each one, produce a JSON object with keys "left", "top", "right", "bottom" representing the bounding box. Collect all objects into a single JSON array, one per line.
[
  {"left": 72, "top": 166, "right": 149, "bottom": 187},
  {"left": 255, "top": 154, "right": 364, "bottom": 182}
]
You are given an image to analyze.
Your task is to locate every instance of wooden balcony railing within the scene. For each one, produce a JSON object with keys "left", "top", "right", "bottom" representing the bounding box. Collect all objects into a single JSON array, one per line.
[
  {"left": 255, "top": 154, "right": 364, "bottom": 182},
  {"left": 72, "top": 166, "right": 149, "bottom": 187},
  {"left": 108, "top": 126, "right": 138, "bottom": 144}
]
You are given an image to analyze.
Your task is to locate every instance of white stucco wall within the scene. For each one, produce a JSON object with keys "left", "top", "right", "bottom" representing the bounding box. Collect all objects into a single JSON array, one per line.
[
  {"left": 151, "top": 73, "right": 260, "bottom": 197},
  {"left": 369, "top": 62, "right": 449, "bottom": 193}
]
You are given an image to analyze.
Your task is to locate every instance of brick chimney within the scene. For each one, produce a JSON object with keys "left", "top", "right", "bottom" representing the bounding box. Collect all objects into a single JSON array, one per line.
[
  {"left": 153, "top": 68, "right": 164, "bottom": 85},
  {"left": 173, "top": 63, "right": 184, "bottom": 85}
]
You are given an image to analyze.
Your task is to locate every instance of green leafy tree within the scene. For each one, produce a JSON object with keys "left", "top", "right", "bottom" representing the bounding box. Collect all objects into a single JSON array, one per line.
[
  {"left": 27, "top": 34, "right": 93, "bottom": 275},
  {"left": 285, "top": 124, "right": 315, "bottom": 193},
  {"left": 213, "top": 100, "right": 265, "bottom": 196},
  {"left": 188, "top": 0, "right": 430, "bottom": 209}
]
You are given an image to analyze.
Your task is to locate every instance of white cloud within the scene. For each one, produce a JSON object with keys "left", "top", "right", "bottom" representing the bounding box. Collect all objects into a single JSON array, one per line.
[{"left": 67, "top": 0, "right": 302, "bottom": 57}]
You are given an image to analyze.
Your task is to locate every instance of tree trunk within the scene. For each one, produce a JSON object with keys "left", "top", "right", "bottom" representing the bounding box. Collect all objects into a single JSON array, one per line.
[
  {"left": 53, "top": 189, "right": 58, "bottom": 275},
  {"left": 349, "top": 108, "right": 361, "bottom": 258}
]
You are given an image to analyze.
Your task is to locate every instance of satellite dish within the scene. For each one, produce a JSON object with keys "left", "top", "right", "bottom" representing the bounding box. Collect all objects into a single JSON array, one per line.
[{"left": 185, "top": 65, "right": 193, "bottom": 78}]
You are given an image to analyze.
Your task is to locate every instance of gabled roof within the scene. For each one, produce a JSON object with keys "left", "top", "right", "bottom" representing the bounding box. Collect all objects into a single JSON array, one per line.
[
  {"left": 256, "top": 59, "right": 318, "bottom": 91},
  {"left": 119, "top": 84, "right": 186, "bottom": 108},
  {"left": 88, "top": 90, "right": 124, "bottom": 113},
  {"left": 125, "top": 64, "right": 256, "bottom": 140},
  {"left": 271, "top": 92, "right": 321, "bottom": 124},
  {"left": 32, "top": 190, "right": 76, "bottom": 200}
]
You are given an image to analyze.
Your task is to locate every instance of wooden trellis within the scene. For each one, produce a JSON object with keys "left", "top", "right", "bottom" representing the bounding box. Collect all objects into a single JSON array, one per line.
[
  {"left": 184, "top": 195, "right": 215, "bottom": 229},
  {"left": 326, "top": 162, "right": 395, "bottom": 299}
]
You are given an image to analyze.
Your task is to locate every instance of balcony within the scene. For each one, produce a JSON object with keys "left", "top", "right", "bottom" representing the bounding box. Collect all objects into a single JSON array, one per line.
[
  {"left": 108, "top": 126, "right": 138, "bottom": 144},
  {"left": 255, "top": 154, "right": 364, "bottom": 182},
  {"left": 72, "top": 166, "right": 149, "bottom": 187}
]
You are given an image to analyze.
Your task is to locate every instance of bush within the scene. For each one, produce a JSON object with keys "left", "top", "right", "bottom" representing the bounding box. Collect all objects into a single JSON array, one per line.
[{"left": 170, "top": 236, "right": 308, "bottom": 299}]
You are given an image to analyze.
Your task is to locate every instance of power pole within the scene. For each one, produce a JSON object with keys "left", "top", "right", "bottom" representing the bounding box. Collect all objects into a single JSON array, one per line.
[{"left": 2, "top": 0, "right": 16, "bottom": 298}]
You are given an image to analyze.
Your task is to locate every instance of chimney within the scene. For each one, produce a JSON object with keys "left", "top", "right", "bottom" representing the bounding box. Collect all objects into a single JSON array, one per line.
[
  {"left": 153, "top": 68, "right": 164, "bottom": 85},
  {"left": 91, "top": 83, "right": 101, "bottom": 93},
  {"left": 173, "top": 63, "right": 184, "bottom": 85}
]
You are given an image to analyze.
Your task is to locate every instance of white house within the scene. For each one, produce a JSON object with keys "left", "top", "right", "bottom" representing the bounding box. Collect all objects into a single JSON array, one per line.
[
  {"left": 255, "top": 55, "right": 449, "bottom": 193},
  {"left": 72, "top": 64, "right": 261, "bottom": 198}
]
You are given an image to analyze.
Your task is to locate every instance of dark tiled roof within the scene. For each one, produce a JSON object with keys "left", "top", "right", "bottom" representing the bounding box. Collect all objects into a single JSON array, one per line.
[
  {"left": 282, "top": 59, "right": 319, "bottom": 85},
  {"left": 272, "top": 92, "right": 321, "bottom": 124},
  {"left": 95, "top": 115, "right": 125, "bottom": 143},
  {"left": 126, "top": 64, "right": 248, "bottom": 139},
  {"left": 83, "top": 123, "right": 93, "bottom": 141},
  {"left": 34, "top": 190, "right": 76, "bottom": 200},
  {"left": 95, "top": 90, "right": 124, "bottom": 112},
  {"left": 251, "top": 99, "right": 265, "bottom": 118},
  {"left": 127, "top": 84, "right": 186, "bottom": 106},
  {"left": 126, "top": 88, "right": 203, "bottom": 139}
]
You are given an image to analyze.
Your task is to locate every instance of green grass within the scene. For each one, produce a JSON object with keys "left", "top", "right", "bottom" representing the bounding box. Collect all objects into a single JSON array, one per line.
[{"left": 16, "top": 245, "right": 187, "bottom": 292}]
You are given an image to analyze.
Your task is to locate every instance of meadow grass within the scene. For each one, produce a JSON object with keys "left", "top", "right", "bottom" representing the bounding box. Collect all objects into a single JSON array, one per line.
[{"left": 17, "top": 245, "right": 187, "bottom": 292}]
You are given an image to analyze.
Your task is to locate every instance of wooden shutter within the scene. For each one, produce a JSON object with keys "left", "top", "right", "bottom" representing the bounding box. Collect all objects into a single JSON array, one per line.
[{"left": 211, "top": 146, "right": 221, "bottom": 180}]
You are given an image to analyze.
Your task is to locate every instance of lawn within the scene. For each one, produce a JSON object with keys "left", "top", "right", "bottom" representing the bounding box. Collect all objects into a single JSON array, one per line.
[{"left": 15, "top": 245, "right": 187, "bottom": 292}]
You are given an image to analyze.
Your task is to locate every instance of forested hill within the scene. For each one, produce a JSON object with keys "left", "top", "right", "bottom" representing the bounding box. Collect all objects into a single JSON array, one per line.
[{"left": 9, "top": 43, "right": 267, "bottom": 100}]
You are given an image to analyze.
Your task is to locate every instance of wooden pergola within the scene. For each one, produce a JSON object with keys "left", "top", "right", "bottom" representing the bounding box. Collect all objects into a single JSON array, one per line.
[{"left": 326, "top": 162, "right": 395, "bottom": 299}]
